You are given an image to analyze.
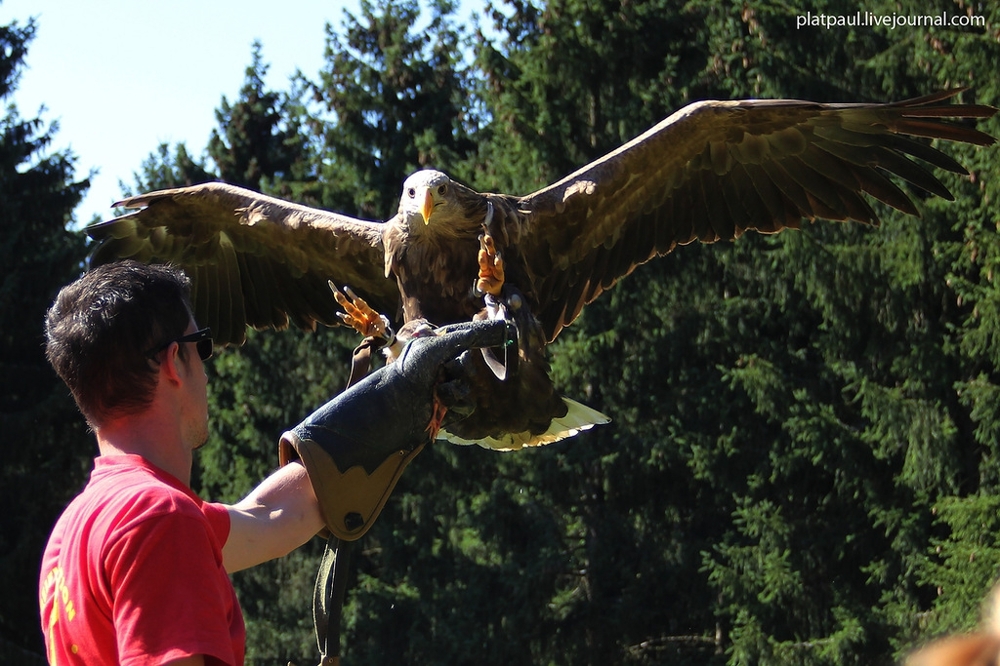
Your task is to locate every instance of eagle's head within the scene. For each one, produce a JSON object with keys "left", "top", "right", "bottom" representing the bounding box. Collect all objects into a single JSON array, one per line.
[{"left": 398, "top": 169, "right": 486, "bottom": 239}]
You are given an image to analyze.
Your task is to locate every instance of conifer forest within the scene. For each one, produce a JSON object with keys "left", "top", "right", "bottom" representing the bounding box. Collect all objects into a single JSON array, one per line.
[{"left": 3, "top": 1, "right": 1000, "bottom": 663}]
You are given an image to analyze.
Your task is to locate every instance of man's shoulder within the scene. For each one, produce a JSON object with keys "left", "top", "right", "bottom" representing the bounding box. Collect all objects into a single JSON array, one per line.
[{"left": 81, "top": 455, "right": 207, "bottom": 528}]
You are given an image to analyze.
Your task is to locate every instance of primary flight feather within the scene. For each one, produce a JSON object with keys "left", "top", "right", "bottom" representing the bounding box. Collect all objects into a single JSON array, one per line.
[{"left": 88, "top": 89, "right": 997, "bottom": 449}]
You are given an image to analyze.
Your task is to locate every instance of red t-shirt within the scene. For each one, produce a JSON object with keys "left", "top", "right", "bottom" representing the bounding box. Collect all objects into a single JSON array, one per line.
[{"left": 39, "top": 454, "right": 246, "bottom": 665}]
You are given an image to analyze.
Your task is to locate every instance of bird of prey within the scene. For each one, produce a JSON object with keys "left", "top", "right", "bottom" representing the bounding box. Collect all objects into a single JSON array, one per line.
[{"left": 88, "top": 89, "right": 996, "bottom": 449}]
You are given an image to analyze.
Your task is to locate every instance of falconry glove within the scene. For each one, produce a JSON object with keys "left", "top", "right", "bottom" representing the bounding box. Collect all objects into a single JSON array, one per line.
[{"left": 279, "top": 319, "right": 515, "bottom": 541}]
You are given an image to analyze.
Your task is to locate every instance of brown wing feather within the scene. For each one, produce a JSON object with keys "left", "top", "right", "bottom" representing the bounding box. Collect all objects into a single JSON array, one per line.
[
  {"left": 512, "top": 89, "right": 995, "bottom": 342},
  {"left": 87, "top": 182, "right": 397, "bottom": 345}
]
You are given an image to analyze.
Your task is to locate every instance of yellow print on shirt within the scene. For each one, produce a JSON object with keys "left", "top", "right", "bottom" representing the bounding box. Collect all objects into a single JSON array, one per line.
[{"left": 41, "top": 565, "right": 76, "bottom": 664}]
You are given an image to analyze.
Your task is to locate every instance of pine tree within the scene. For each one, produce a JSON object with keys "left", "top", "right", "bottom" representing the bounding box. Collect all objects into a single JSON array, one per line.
[
  {"left": 123, "top": 141, "right": 215, "bottom": 195},
  {"left": 208, "top": 41, "right": 313, "bottom": 194},
  {"left": 309, "top": 0, "right": 477, "bottom": 218},
  {"left": 470, "top": 1, "right": 1000, "bottom": 663},
  {"left": 0, "top": 14, "right": 91, "bottom": 659},
  {"left": 145, "top": 39, "right": 346, "bottom": 666}
]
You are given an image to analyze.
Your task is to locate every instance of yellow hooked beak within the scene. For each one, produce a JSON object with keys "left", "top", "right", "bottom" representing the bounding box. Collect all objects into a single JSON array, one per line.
[{"left": 421, "top": 188, "right": 434, "bottom": 225}]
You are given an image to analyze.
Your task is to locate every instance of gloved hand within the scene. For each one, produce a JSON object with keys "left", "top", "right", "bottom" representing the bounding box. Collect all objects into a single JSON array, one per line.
[{"left": 279, "top": 318, "right": 515, "bottom": 540}]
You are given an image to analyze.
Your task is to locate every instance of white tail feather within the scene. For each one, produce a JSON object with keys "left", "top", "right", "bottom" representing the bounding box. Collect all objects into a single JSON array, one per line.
[{"left": 439, "top": 397, "right": 610, "bottom": 451}]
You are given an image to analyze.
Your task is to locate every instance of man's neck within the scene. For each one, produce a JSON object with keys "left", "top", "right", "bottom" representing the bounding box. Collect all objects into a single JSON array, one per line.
[{"left": 95, "top": 414, "right": 194, "bottom": 486}]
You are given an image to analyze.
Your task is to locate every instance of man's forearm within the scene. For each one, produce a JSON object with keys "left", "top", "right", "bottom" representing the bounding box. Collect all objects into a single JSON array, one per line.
[{"left": 222, "top": 461, "right": 324, "bottom": 573}]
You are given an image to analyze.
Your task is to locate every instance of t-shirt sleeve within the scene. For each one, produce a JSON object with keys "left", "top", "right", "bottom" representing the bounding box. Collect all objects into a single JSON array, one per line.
[{"left": 106, "top": 509, "right": 239, "bottom": 666}]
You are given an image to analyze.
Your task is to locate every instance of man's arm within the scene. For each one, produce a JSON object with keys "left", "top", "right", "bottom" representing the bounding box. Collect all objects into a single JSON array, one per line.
[{"left": 222, "top": 461, "right": 324, "bottom": 573}]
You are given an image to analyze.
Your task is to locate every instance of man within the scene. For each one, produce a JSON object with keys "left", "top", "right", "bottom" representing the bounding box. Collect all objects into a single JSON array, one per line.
[{"left": 38, "top": 260, "right": 505, "bottom": 665}]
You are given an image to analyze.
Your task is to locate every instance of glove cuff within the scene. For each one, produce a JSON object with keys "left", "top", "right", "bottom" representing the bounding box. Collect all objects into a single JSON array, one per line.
[{"left": 279, "top": 430, "right": 425, "bottom": 541}]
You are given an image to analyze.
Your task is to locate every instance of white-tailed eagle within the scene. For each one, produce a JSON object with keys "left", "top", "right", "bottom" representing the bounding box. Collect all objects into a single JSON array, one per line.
[{"left": 87, "top": 89, "right": 997, "bottom": 449}]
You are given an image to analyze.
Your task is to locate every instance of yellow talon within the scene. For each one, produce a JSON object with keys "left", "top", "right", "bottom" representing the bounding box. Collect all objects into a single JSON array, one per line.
[
  {"left": 476, "top": 233, "right": 505, "bottom": 297},
  {"left": 330, "top": 283, "right": 388, "bottom": 339},
  {"left": 426, "top": 394, "right": 448, "bottom": 441}
]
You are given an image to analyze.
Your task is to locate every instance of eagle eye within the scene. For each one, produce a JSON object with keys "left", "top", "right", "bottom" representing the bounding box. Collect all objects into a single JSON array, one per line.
[
  {"left": 407, "top": 187, "right": 416, "bottom": 198},
  {"left": 437, "top": 184, "right": 447, "bottom": 195}
]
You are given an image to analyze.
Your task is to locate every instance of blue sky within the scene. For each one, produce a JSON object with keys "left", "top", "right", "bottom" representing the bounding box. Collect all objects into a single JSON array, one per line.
[{"left": 2, "top": 0, "right": 483, "bottom": 225}]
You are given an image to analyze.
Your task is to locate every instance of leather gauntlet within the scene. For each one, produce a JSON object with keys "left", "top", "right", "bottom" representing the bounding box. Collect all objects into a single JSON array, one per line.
[{"left": 279, "top": 319, "right": 514, "bottom": 540}]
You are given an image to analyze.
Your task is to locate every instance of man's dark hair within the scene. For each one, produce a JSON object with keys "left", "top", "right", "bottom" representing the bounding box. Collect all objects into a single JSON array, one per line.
[{"left": 45, "top": 260, "right": 195, "bottom": 427}]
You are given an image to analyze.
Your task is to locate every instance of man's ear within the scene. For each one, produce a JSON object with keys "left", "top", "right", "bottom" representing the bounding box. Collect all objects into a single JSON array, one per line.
[{"left": 160, "top": 343, "right": 185, "bottom": 386}]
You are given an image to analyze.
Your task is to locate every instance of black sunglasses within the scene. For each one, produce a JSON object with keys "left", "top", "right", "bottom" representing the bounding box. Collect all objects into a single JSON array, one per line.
[{"left": 147, "top": 327, "right": 214, "bottom": 362}]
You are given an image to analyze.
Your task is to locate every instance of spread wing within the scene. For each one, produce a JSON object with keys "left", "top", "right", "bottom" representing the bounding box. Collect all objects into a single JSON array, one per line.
[
  {"left": 87, "top": 182, "right": 397, "bottom": 345},
  {"left": 511, "top": 89, "right": 996, "bottom": 341}
]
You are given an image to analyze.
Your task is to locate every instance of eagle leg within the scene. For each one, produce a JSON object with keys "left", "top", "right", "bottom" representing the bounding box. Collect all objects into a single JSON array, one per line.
[
  {"left": 330, "top": 283, "right": 394, "bottom": 342},
  {"left": 476, "top": 231, "right": 505, "bottom": 297},
  {"left": 426, "top": 390, "right": 448, "bottom": 441}
]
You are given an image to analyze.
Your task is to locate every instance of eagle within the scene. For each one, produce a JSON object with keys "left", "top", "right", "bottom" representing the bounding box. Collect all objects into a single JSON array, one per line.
[{"left": 87, "top": 89, "right": 996, "bottom": 449}]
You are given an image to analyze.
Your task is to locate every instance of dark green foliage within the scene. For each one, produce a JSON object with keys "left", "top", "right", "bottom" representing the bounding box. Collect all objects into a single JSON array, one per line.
[
  {"left": 209, "top": 41, "right": 315, "bottom": 194},
  {"left": 309, "top": 0, "right": 478, "bottom": 216},
  {"left": 184, "top": 1, "right": 1000, "bottom": 663},
  {"left": 196, "top": 326, "right": 356, "bottom": 665},
  {"left": 123, "top": 43, "right": 307, "bottom": 199},
  {"left": 124, "top": 141, "right": 215, "bottom": 195},
  {"left": 0, "top": 13, "right": 91, "bottom": 657},
  {"left": 476, "top": 0, "right": 694, "bottom": 191},
  {"left": 916, "top": 495, "right": 1000, "bottom": 636}
]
